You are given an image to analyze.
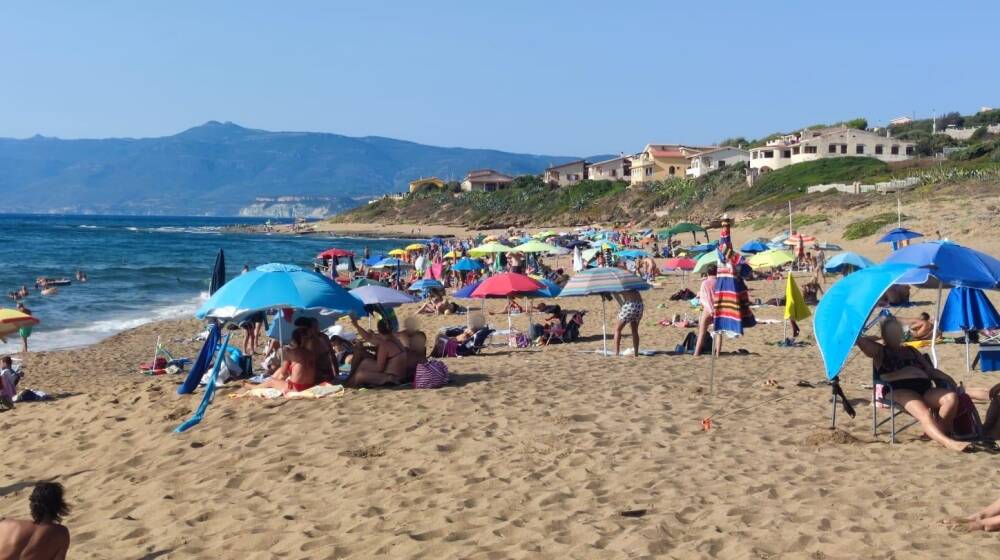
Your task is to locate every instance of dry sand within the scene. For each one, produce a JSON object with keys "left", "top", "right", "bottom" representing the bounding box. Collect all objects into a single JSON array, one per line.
[{"left": 5, "top": 203, "right": 1000, "bottom": 558}]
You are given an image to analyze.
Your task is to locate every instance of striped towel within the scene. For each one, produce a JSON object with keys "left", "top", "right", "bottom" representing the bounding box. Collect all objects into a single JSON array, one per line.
[{"left": 713, "top": 250, "right": 756, "bottom": 337}]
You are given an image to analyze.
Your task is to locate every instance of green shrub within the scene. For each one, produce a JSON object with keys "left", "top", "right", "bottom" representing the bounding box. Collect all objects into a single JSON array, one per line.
[
  {"left": 843, "top": 213, "right": 905, "bottom": 240},
  {"left": 725, "top": 157, "right": 889, "bottom": 210}
]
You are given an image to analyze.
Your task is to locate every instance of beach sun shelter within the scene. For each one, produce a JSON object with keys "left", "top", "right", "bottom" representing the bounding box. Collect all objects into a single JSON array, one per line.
[{"left": 470, "top": 273, "right": 544, "bottom": 333}]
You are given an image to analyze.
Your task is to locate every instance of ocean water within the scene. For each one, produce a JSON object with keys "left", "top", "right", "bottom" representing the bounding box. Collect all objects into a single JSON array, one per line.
[{"left": 0, "top": 215, "right": 409, "bottom": 353}]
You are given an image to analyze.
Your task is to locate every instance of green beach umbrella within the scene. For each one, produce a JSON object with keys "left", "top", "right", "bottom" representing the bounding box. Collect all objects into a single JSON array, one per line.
[
  {"left": 469, "top": 242, "right": 512, "bottom": 256},
  {"left": 512, "top": 240, "right": 560, "bottom": 254},
  {"left": 692, "top": 251, "right": 720, "bottom": 274}
]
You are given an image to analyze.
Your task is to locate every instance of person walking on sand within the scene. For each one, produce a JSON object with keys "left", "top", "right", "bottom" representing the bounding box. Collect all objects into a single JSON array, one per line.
[
  {"left": 612, "top": 289, "right": 644, "bottom": 357},
  {"left": 0, "top": 481, "right": 71, "bottom": 559}
]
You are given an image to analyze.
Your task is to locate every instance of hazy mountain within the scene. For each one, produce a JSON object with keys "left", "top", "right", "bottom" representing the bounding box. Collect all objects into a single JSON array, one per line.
[{"left": 0, "top": 121, "right": 588, "bottom": 216}]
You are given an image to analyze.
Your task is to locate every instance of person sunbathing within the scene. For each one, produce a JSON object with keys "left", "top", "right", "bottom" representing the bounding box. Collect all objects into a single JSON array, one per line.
[
  {"left": 494, "top": 296, "right": 523, "bottom": 315},
  {"left": 257, "top": 327, "right": 317, "bottom": 394},
  {"left": 416, "top": 292, "right": 446, "bottom": 314},
  {"left": 295, "top": 317, "right": 337, "bottom": 384},
  {"left": 908, "top": 312, "right": 937, "bottom": 341},
  {"left": 0, "top": 481, "right": 71, "bottom": 560},
  {"left": 856, "top": 318, "right": 971, "bottom": 452},
  {"left": 344, "top": 316, "right": 408, "bottom": 387}
]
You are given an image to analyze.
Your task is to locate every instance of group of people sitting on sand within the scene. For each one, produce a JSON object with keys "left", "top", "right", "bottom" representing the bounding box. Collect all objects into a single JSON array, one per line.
[{"left": 254, "top": 314, "right": 429, "bottom": 393}]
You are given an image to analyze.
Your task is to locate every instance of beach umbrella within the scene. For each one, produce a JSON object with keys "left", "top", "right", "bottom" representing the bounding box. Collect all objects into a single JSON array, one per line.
[
  {"left": 347, "top": 277, "right": 386, "bottom": 289},
  {"left": 783, "top": 233, "right": 817, "bottom": 246},
  {"left": 469, "top": 242, "right": 512, "bottom": 256},
  {"left": 512, "top": 240, "right": 560, "bottom": 254},
  {"left": 408, "top": 279, "right": 444, "bottom": 292},
  {"left": 453, "top": 280, "right": 484, "bottom": 299},
  {"left": 692, "top": 251, "right": 720, "bottom": 274},
  {"left": 370, "top": 258, "right": 412, "bottom": 270},
  {"left": 317, "top": 248, "right": 354, "bottom": 259},
  {"left": 209, "top": 249, "right": 226, "bottom": 295},
  {"left": 688, "top": 241, "right": 719, "bottom": 254},
  {"left": 823, "top": 252, "right": 875, "bottom": 274},
  {"left": 0, "top": 309, "right": 39, "bottom": 341},
  {"left": 884, "top": 241, "right": 1000, "bottom": 364},
  {"left": 387, "top": 249, "right": 407, "bottom": 257},
  {"left": 363, "top": 254, "right": 387, "bottom": 267},
  {"left": 658, "top": 222, "right": 706, "bottom": 241},
  {"left": 405, "top": 243, "right": 426, "bottom": 252},
  {"left": 940, "top": 287, "right": 1000, "bottom": 371},
  {"left": 563, "top": 240, "right": 591, "bottom": 249},
  {"left": 527, "top": 277, "right": 563, "bottom": 298},
  {"left": 349, "top": 285, "right": 418, "bottom": 308},
  {"left": 877, "top": 227, "right": 924, "bottom": 245},
  {"left": 452, "top": 257, "right": 485, "bottom": 272},
  {"left": 616, "top": 249, "right": 650, "bottom": 259},
  {"left": 748, "top": 249, "right": 795, "bottom": 270},
  {"left": 663, "top": 257, "right": 697, "bottom": 271},
  {"left": 470, "top": 273, "right": 543, "bottom": 298},
  {"left": 740, "top": 240, "right": 769, "bottom": 254},
  {"left": 442, "top": 250, "right": 460, "bottom": 259},
  {"left": 558, "top": 267, "right": 650, "bottom": 355},
  {"left": 195, "top": 263, "right": 366, "bottom": 321},
  {"left": 815, "top": 242, "right": 843, "bottom": 251}
]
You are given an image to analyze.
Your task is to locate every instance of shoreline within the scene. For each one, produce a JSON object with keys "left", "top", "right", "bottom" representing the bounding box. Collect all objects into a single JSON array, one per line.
[{"left": 228, "top": 220, "right": 504, "bottom": 239}]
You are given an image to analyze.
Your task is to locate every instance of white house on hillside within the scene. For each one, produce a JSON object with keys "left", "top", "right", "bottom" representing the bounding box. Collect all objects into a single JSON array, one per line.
[
  {"left": 747, "top": 127, "right": 915, "bottom": 183},
  {"left": 685, "top": 146, "right": 749, "bottom": 178}
]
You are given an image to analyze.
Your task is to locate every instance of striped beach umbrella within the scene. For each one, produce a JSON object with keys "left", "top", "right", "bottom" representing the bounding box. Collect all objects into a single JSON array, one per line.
[{"left": 558, "top": 268, "right": 650, "bottom": 355}]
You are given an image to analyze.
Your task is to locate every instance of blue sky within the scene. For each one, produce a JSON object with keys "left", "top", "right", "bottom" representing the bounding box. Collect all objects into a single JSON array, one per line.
[{"left": 1, "top": 1, "right": 997, "bottom": 156}]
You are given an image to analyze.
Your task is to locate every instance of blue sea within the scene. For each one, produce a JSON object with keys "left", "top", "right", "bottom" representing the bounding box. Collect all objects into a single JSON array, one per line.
[{"left": 0, "top": 215, "right": 410, "bottom": 353}]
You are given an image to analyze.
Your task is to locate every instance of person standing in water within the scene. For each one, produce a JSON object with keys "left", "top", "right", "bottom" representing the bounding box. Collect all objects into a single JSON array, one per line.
[{"left": 15, "top": 303, "right": 31, "bottom": 354}]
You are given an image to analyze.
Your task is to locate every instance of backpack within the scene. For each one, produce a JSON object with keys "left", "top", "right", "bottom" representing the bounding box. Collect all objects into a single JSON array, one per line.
[{"left": 675, "top": 331, "right": 709, "bottom": 354}]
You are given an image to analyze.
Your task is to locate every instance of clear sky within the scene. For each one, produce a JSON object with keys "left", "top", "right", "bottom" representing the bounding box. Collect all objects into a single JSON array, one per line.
[{"left": 1, "top": 1, "right": 997, "bottom": 156}]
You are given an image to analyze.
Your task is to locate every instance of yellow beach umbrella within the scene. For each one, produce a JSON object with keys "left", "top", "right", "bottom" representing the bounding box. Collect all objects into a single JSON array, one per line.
[
  {"left": 748, "top": 249, "right": 795, "bottom": 270},
  {"left": 0, "top": 308, "right": 39, "bottom": 341},
  {"left": 443, "top": 250, "right": 459, "bottom": 259},
  {"left": 405, "top": 243, "right": 426, "bottom": 252},
  {"left": 468, "top": 242, "right": 512, "bottom": 256},
  {"left": 388, "top": 249, "right": 407, "bottom": 257},
  {"left": 512, "top": 240, "right": 560, "bottom": 254}
]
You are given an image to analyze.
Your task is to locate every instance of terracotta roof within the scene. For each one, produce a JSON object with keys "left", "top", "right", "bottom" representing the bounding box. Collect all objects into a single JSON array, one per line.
[{"left": 464, "top": 169, "right": 513, "bottom": 182}]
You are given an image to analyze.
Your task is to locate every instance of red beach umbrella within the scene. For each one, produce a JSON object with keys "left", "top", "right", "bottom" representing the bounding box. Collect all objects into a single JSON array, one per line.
[
  {"left": 317, "top": 248, "right": 355, "bottom": 259},
  {"left": 663, "top": 257, "right": 697, "bottom": 271},
  {"left": 470, "top": 272, "right": 543, "bottom": 298}
]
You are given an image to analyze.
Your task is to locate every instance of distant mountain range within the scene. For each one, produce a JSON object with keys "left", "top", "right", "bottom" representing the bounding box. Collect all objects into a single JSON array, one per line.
[{"left": 0, "top": 121, "right": 592, "bottom": 216}]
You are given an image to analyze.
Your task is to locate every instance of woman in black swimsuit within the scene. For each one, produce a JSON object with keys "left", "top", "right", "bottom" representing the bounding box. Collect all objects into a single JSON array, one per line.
[{"left": 857, "top": 317, "right": 969, "bottom": 452}]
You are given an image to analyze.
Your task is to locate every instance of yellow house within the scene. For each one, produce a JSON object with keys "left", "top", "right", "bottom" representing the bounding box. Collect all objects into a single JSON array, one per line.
[
  {"left": 408, "top": 177, "right": 447, "bottom": 194},
  {"left": 629, "top": 144, "right": 710, "bottom": 186}
]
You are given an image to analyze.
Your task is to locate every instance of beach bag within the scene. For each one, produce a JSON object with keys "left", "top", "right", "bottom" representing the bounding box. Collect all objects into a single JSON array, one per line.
[
  {"left": 675, "top": 331, "right": 709, "bottom": 354},
  {"left": 432, "top": 336, "right": 459, "bottom": 358},
  {"left": 414, "top": 360, "right": 449, "bottom": 389},
  {"left": 508, "top": 332, "right": 530, "bottom": 348},
  {"left": 954, "top": 390, "right": 984, "bottom": 439}
]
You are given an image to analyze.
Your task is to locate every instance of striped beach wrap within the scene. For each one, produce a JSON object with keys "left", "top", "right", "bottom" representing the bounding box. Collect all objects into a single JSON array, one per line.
[{"left": 713, "top": 250, "right": 756, "bottom": 337}]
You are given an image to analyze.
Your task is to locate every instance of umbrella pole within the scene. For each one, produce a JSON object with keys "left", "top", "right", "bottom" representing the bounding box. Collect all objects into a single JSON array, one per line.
[
  {"left": 966, "top": 332, "right": 971, "bottom": 373},
  {"left": 601, "top": 297, "right": 608, "bottom": 356},
  {"left": 709, "top": 332, "right": 718, "bottom": 395},
  {"left": 150, "top": 335, "right": 160, "bottom": 373},
  {"left": 931, "top": 285, "right": 942, "bottom": 367},
  {"left": 277, "top": 311, "right": 284, "bottom": 363}
]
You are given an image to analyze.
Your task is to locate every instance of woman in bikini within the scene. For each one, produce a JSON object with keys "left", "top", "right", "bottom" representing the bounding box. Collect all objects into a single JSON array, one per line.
[
  {"left": 856, "top": 317, "right": 971, "bottom": 452},
  {"left": 257, "top": 327, "right": 317, "bottom": 394},
  {"left": 345, "top": 316, "right": 409, "bottom": 387}
]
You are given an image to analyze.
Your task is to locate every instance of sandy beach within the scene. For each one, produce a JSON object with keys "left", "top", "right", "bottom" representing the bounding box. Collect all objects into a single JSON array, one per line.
[{"left": 5, "top": 214, "right": 1000, "bottom": 559}]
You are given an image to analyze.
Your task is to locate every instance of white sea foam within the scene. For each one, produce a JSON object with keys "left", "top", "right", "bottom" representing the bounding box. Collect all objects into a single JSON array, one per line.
[{"left": 0, "top": 292, "right": 209, "bottom": 354}]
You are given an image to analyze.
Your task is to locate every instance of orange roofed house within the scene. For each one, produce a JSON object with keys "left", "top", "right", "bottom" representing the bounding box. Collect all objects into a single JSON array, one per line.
[
  {"left": 629, "top": 144, "right": 712, "bottom": 186},
  {"left": 460, "top": 169, "right": 514, "bottom": 192}
]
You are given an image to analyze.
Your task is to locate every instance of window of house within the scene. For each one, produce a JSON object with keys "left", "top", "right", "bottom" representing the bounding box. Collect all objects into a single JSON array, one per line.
[
  {"left": 828, "top": 144, "right": 837, "bottom": 154},
  {"left": 891, "top": 145, "right": 899, "bottom": 155},
  {"left": 793, "top": 147, "right": 800, "bottom": 155},
  {"left": 646, "top": 167, "right": 652, "bottom": 176},
  {"left": 905, "top": 146, "right": 914, "bottom": 156},
  {"left": 783, "top": 150, "right": 791, "bottom": 158},
  {"left": 840, "top": 144, "right": 847, "bottom": 154},
  {"left": 611, "top": 169, "right": 617, "bottom": 177},
  {"left": 856, "top": 144, "right": 865, "bottom": 154},
  {"left": 875, "top": 144, "right": 883, "bottom": 155},
  {"left": 668, "top": 166, "right": 675, "bottom": 175},
  {"left": 805, "top": 146, "right": 817, "bottom": 154},
  {"left": 763, "top": 150, "right": 774, "bottom": 158},
  {"left": 718, "top": 161, "right": 726, "bottom": 168}
]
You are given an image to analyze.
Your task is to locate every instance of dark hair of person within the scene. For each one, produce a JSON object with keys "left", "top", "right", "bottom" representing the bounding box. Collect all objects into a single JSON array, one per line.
[
  {"left": 0, "top": 356, "right": 10, "bottom": 367},
  {"left": 706, "top": 264, "right": 718, "bottom": 276},
  {"left": 291, "top": 327, "right": 309, "bottom": 348},
  {"left": 920, "top": 312, "right": 930, "bottom": 320},
  {"left": 30, "top": 482, "right": 70, "bottom": 523},
  {"left": 376, "top": 319, "right": 392, "bottom": 335}
]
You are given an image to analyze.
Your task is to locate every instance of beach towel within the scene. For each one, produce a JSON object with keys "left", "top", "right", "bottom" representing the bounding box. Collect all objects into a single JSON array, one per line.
[
  {"left": 713, "top": 257, "right": 756, "bottom": 337},
  {"left": 784, "top": 274, "right": 811, "bottom": 322}
]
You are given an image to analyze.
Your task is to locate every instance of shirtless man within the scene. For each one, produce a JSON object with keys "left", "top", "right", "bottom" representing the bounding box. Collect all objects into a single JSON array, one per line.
[
  {"left": 909, "top": 312, "right": 936, "bottom": 341},
  {"left": 0, "top": 482, "right": 70, "bottom": 560}
]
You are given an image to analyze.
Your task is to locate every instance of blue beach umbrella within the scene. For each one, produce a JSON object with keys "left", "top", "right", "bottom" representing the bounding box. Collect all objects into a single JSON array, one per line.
[
  {"left": 452, "top": 257, "right": 485, "bottom": 272},
  {"left": 616, "top": 249, "right": 650, "bottom": 259},
  {"left": 363, "top": 254, "right": 387, "bottom": 267},
  {"left": 453, "top": 280, "right": 483, "bottom": 299},
  {"left": 823, "top": 252, "right": 875, "bottom": 274},
  {"left": 877, "top": 227, "right": 924, "bottom": 245},
  {"left": 941, "top": 287, "right": 1000, "bottom": 371},
  {"left": 814, "top": 263, "right": 919, "bottom": 380},
  {"left": 527, "top": 277, "right": 563, "bottom": 298},
  {"left": 740, "top": 240, "right": 769, "bottom": 254},
  {"left": 408, "top": 278, "right": 444, "bottom": 292},
  {"left": 195, "top": 263, "right": 366, "bottom": 321}
]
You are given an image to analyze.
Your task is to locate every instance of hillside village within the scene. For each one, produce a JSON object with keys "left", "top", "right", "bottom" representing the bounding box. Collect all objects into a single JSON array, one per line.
[
  {"left": 392, "top": 108, "right": 999, "bottom": 200},
  {"left": 344, "top": 106, "right": 1000, "bottom": 230}
]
